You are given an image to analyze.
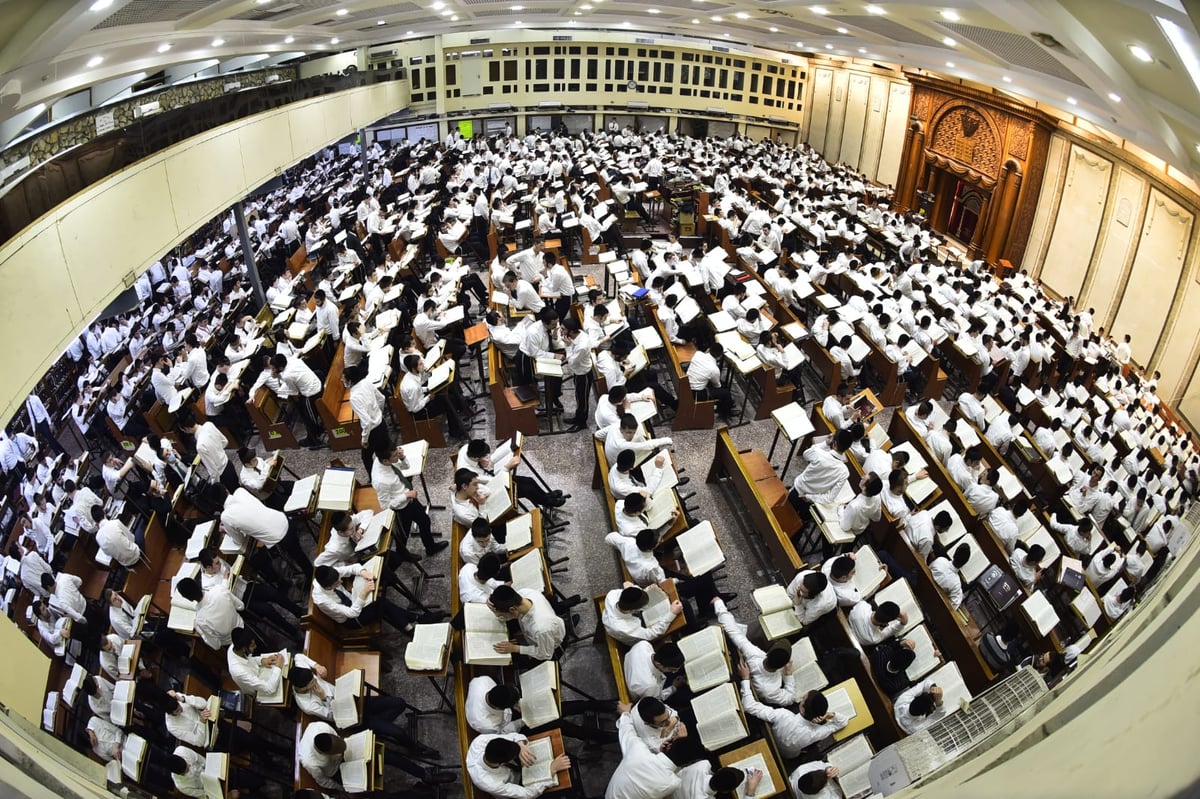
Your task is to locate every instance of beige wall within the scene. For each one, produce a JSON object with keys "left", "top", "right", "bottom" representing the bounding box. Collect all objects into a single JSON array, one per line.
[
  {"left": 0, "top": 80, "right": 409, "bottom": 426},
  {"left": 804, "top": 62, "right": 910, "bottom": 186},
  {"left": 1028, "top": 132, "right": 1200, "bottom": 422}
]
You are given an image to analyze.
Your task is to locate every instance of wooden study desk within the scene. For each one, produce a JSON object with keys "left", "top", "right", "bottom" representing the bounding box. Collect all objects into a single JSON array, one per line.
[
  {"left": 825, "top": 678, "right": 874, "bottom": 742},
  {"left": 526, "top": 728, "right": 572, "bottom": 792},
  {"left": 719, "top": 738, "right": 789, "bottom": 798}
]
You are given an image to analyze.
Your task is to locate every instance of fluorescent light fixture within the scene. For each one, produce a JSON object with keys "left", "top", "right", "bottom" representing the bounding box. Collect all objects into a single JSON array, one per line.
[
  {"left": 89, "top": 0, "right": 113, "bottom": 10},
  {"left": 858, "top": 47, "right": 867, "bottom": 53},
  {"left": 450, "top": 14, "right": 458, "bottom": 19},
  {"left": 940, "top": 9, "right": 960, "bottom": 21},
  {"left": 795, "top": 41, "right": 804, "bottom": 47},
  {"left": 256, "top": 0, "right": 273, "bottom": 4},
  {"left": 157, "top": 43, "right": 172, "bottom": 53},
  {"left": 736, "top": 11, "right": 749, "bottom": 19},
  {"left": 711, "top": 15, "right": 722, "bottom": 21},
  {"left": 1108, "top": 92, "right": 1122, "bottom": 102},
  {"left": 440, "top": 9, "right": 452, "bottom": 14},
  {"left": 943, "top": 36, "right": 956, "bottom": 46},
  {"left": 621, "top": 19, "right": 631, "bottom": 26},
  {"left": 1158, "top": 16, "right": 1200, "bottom": 98},
  {"left": 284, "top": 35, "right": 295, "bottom": 43},
  {"left": 769, "top": 26, "right": 778, "bottom": 32},
  {"left": 693, "top": 18, "right": 700, "bottom": 23},
  {"left": 580, "top": 4, "right": 591, "bottom": 8},
  {"left": 330, "top": 37, "right": 340, "bottom": 44},
  {"left": 212, "top": 37, "right": 225, "bottom": 46},
  {"left": 511, "top": 3, "right": 523, "bottom": 8},
  {"left": 866, "top": 4, "right": 885, "bottom": 14},
  {"left": 1002, "top": 74, "right": 1012, "bottom": 82},
  {"left": 431, "top": 1, "right": 444, "bottom": 8},
  {"left": 825, "top": 43, "right": 833, "bottom": 49},
  {"left": 1066, "top": 96, "right": 1077, "bottom": 105},
  {"left": 812, "top": 5, "right": 829, "bottom": 14},
  {"left": 377, "top": 19, "right": 385, "bottom": 24},
  {"left": 723, "top": 32, "right": 730, "bottom": 37},
  {"left": 336, "top": 7, "right": 348, "bottom": 15},
  {"left": 945, "top": 61, "right": 955, "bottom": 67},
  {"left": 1128, "top": 44, "right": 1154, "bottom": 63},
  {"left": 648, "top": 7, "right": 661, "bottom": 12},
  {"left": 86, "top": 55, "right": 104, "bottom": 68},
  {"left": 837, "top": 27, "right": 848, "bottom": 33}
]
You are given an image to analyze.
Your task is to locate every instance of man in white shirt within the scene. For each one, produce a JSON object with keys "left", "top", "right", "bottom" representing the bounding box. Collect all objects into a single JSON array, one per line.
[
  {"left": 175, "top": 577, "right": 243, "bottom": 650},
  {"left": 606, "top": 708, "right": 684, "bottom": 798},
  {"left": 398, "top": 353, "right": 470, "bottom": 440},
  {"left": 464, "top": 675, "right": 617, "bottom": 743},
  {"left": 487, "top": 585, "right": 567, "bottom": 662},
  {"left": 789, "top": 761, "right": 842, "bottom": 798},
  {"left": 601, "top": 584, "right": 682, "bottom": 646},
  {"left": 1008, "top": 543, "right": 1046, "bottom": 590},
  {"left": 737, "top": 661, "right": 848, "bottom": 758},
  {"left": 894, "top": 678, "right": 947, "bottom": 734},
  {"left": 847, "top": 599, "right": 906, "bottom": 647},
  {"left": 929, "top": 544, "right": 970, "bottom": 609},
  {"left": 686, "top": 340, "right": 733, "bottom": 420},
  {"left": 466, "top": 732, "right": 570, "bottom": 797},
  {"left": 785, "top": 569, "right": 838, "bottom": 624},
  {"left": 790, "top": 429, "right": 855, "bottom": 515},
  {"left": 345, "top": 362, "right": 389, "bottom": 473},
  {"left": 371, "top": 442, "right": 449, "bottom": 557},
  {"left": 311, "top": 564, "right": 433, "bottom": 633},
  {"left": 605, "top": 529, "right": 666, "bottom": 586},
  {"left": 624, "top": 640, "right": 686, "bottom": 703},
  {"left": 179, "top": 416, "right": 237, "bottom": 491},
  {"left": 839, "top": 473, "right": 883, "bottom": 537},
  {"left": 713, "top": 598, "right": 796, "bottom": 706},
  {"left": 95, "top": 512, "right": 143, "bottom": 568},
  {"left": 220, "top": 485, "right": 312, "bottom": 574},
  {"left": 821, "top": 554, "right": 864, "bottom": 608}
]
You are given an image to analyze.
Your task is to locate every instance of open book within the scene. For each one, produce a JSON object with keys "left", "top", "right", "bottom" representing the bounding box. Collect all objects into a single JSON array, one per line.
[
  {"left": 753, "top": 584, "right": 803, "bottom": 640},
  {"left": 519, "top": 661, "right": 561, "bottom": 729},
  {"left": 482, "top": 470, "right": 515, "bottom": 523},
  {"left": 62, "top": 663, "right": 87, "bottom": 707},
  {"left": 201, "top": 752, "right": 228, "bottom": 799},
  {"left": 728, "top": 752, "right": 777, "bottom": 799},
  {"left": 464, "top": 602, "right": 512, "bottom": 666},
  {"left": 643, "top": 486, "right": 678, "bottom": 531},
  {"left": 509, "top": 549, "right": 548, "bottom": 595},
  {"left": 355, "top": 510, "right": 395, "bottom": 555},
  {"left": 905, "top": 624, "right": 940, "bottom": 681},
  {"left": 640, "top": 584, "right": 675, "bottom": 631},
  {"left": 851, "top": 545, "right": 887, "bottom": 600},
  {"left": 256, "top": 651, "right": 290, "bottom": 704},
  {"left": 676, "top": 520, "right": 725, "bottom": 576},
  {"left": 284, "top": 474, "right": 320, "bottom": 513},
  {"left": 678, "top": 625, "right": 730, "bottom": 692},
  {"left": 427, "top": 359, "right": 456, "bottom": 394},
  {"left": 828, "top": 734, "right": 875, "bottom": 799},
  {"left": 1071, "top": 588, "right": 1101, "bottom": 628},
  {"left": 168, "top": 562, "right": 200, "bottom": 632},
  {"left": 185, "top": 520, "right": 216, "bottom": 560},
  {"left": 690, "top": 682, "right": 747, "bottom": 750},
  {"left": 505, "top": 513, "right": 534, "bottom": 552},
  {"left": 1021, "top": 591, "right": 1060, "bottom": 636},
  {"left": 790, "top": 637, "right": 830, "bottom": 698},
  {"left": 110, "top": 679, "right": 135, "bottom": 726},
  {"left": 317, "top": 468, "right": 356, "bottom": 512},
  {"left": 120, "top": 733, "right": 148, "bottom": 779},
  {"left": 520, "top": 735, "right": 555, "bottom": 785},
  {"left": 404, "top": 622, "right": 451, "bottom": 671},
  {"left": 953, "top": 534, "right": 991, "bottom": 584},
  {"left": 824, "top": 686, "right": 858, "bottom": 722},
  {"left": 333, "top": 669, "right": 364, "bottom": 729},
  {"left": 339, "top": 730, "right": 375, "bottom": 793}
]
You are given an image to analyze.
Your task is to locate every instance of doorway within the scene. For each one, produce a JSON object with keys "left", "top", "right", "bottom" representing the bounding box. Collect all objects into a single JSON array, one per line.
[{"left": 947, "top": 179, "right": 986, "bottom": 243}]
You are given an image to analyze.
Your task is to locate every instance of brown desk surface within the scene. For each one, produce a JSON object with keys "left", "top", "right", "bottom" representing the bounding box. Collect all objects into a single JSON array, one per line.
[
  {"left": 826, "top": 678, "right": 874, "bottom": 741},
  {"left": 527, "top": 728, "right": 572, "bottom": 792},
  {"left": 718, "top": 738, "right": 788, "bottom": 798}
]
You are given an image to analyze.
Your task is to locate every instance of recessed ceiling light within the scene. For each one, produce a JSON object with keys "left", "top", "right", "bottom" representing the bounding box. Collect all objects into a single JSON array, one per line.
[
  {"left": 723, "top": 32, "right": 730, "bottom": 37},
  {"left": 945, "top": 61, "right": 955, "bottom": 67},
  {"left": 440, "top": 9, "right": 452, "bottom": 15},
  {"left": 837, "top": 27, "right": 848, "bottom": 33},
  {"left": 825, "top": 43, "right": 833, "bottom": 49},
  {"left": 513, "top": 19, "right": 522, "bottom": 25},
  {"left": 795, "top": 41, "right": 804, "bottom": 47},
  {"left": 88, "top": 0, "right": 113, "bottom": 10},
  {"left": 256, "top": 0, "right": 273, "bottom": 4},
  {"left": 510, "top": 3, "right": 523, "bottom": 8},
  {"left": 157, "top": 43, "right": 172, "bottom": 53},
  {"left": 1195, "top": 143, "right": 1200, "bottom": 154},
  {"left": 336, "top": 8, "right": 348, "bottom": 15},
  {"left": 1067, "top": 96, "right": 1077, "bottom": 105},
  {"left": 711, "top": 15, "right": 722, "bottom": 21},
  {"left": 574, "top": 11, "right": 582, "bottom": 14},
  {"left": 648, "top": 7, "right": 661, "bottom": 13},
  {"left": 736, "top": 11, "right": 749, "bottom": 19},
  {"left": 377, "top": 19, "right": 385, "bottom": 24},
  {"left": 940, "top": 9, "right": 960, "bottom": 21},
  {"left": 1001, "top": 74, "right": 1012, "bottom": 82},
  {"left": 769, "top": 26, "right": 778, "bottom": 32},
  {"left": 406, "top": 30, "right": 414, "bottom": 34},
  {"left": 943, "top": 36, "right": 956, "bottom": 46},
  {"left": 211, "top": 38, "right": 224, "bottom": 47},
  {"left": 866, "top": 4, "right": 885, "bottom": 14},
  {"left": 86, "top": 55, "right": 104, "bottom": 68},
  {"left": 1128, "top": 44, "right": 1154, "bottom": 62},
  {"left": 693, "top": 19, "right": 700, "bottom": 24},
  {"left": 858, "top": 47, "right": 867, "bottom": 53},
  {"left": 330, "top": 37, "right": 340, "bottom": 44},
  {"left": 450, "top": 14, "right": 458, "bottom": 19},
  {"left": 621, "top": 20, "right": 631, "bottom": 26},
  {"left": 284, "top": 35, "right": 295, "bottom": 43},
  {"left": 812, "top": 6, "right": 829, "bottom": 14},
  {"left": 431, "top": 1, "right": 444, "bottom": 8},
  {"left": 1108, "top": 92, "right": 1122, "bottom": 102}
]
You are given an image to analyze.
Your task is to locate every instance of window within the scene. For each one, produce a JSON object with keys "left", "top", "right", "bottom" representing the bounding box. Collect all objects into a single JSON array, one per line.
[
  {"left": 535, "top": 59, "right": 547, "bottom": 80},
  {"left": 652, "top": 62, "right": 661, "bottom": 83},
  {"left": 504, "top": 61, "right": 518, "bottom": 81},
  {"left": 489, "top": 62, "right": 500, "bottom": 81},
  {"left": 615, "top": 61, "right": 624, "bottom": 80},
  {"left": 638, "top": 61, "right": 649, "bottom": 83},
  {"left": 703, "top": 67, "right": 715, "bottom": 87},
  {"left": 412, "top": 69, "right": 422, "bottom": 89},
  {"left": 587, "top": 59, "right": 598, "bottom": 80},
  {"left": 762, "top": 76, "right": 773, "bottom": 95},
  {"left": 663, "top": 63, "right": 674, "bottom": 83},
  {"left": 750, "top": 74, "right": 759, "bottom": 93},
  {"left": 554, "top": 59, "right": 565, "bottom": 79},
  {"left": 718, "top": 68, "right": 728, "bottom": 89},
  {"left": 732, "top": 70, "right": 743, "bottom": 91},
  {"left": 570, "top": 60, "right": 580, "bottom": 79},
  {"left": 445, "top": 64, "right": 456, "bottom": 85},
  {"left": 533, "top": 45, "right": 550, "bottom": 55},
  {"left": 425, "top": 66, "right": 436, "bottom": 87}
]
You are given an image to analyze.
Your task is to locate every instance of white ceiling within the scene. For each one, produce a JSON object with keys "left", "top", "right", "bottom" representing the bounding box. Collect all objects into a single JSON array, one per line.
[{"left": 2, "top": 0, "right": 1200, "bottom": 179}]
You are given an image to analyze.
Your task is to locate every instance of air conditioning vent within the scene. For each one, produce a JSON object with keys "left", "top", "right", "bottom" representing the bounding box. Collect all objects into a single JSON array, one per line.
[
  {"left": 553, "top": 35, "right": 573, "bottom": 42},
  {"left": 712, "top": 45, "right": 730, "bottom": 53},
  {"left": 370, "top": 49, "right": 398, "bottom": 61},
  {"left": 470, "top": 37, "right": 491, "bottom": 44},
  {"left": 636, "top": 38, "right": 654, "bottom": 44}
]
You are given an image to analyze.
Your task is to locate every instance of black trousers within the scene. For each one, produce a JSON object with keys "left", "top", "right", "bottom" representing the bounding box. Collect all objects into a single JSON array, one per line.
[
  {"left": 569, "top": 373, "right": 590, "bottom": 426},
  {"left": 695, "top": 385, "right": 733, "bottom": 417},
  {"left": 397, "top": 500, "right": 438, "bottom": 551}
]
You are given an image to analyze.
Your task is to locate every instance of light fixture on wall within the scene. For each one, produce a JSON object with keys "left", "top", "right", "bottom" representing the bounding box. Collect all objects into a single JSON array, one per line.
[
  {"left": 940, "top": 9, "right": 960, "bottom": 21},
  {"left": 86, "top": 55, "right": 104, "bottom": 68},
  {"left": 1128, "top": 44, "right": 1154, "bottom": 63}
]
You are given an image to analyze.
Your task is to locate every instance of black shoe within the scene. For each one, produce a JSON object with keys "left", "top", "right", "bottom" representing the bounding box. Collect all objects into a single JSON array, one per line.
[
  {"left": 718, "top": 591, "right": 738, "bottom": 603},
  {"left": 425, "top": 540, "right": 450, "bottom": 556},
  {"left": 398, "top": 549, "right": 422, "bottom": 563},
  {"left": 567, "top": 423, "right": 585, "bottom": 433},
  {"left": 676, "top": 476, "right": 690, "bottom": 486}
]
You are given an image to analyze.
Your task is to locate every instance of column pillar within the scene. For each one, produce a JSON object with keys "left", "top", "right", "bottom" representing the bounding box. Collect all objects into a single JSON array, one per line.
[
  {"left": 969, "top": 192, "right": 991, "bottom": 259},
  {"left": 984, "top": 161, "right": 1023, "bottom": 264},
  {"left": 233, "top": 202, "right": 264, "bottom": 307}
]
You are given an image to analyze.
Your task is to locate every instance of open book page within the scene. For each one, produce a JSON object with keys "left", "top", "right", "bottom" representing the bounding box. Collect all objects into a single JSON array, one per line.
[
  {"left": 1071, "top": 589, "right": 1101, "bottom": 628},
  {"left": 256, "top": 661, "right": 287, "bottom": 705},
  {"left": 63, "top": 663, "right": 86, "bottom": 706},
  {"left": 404, "top": 622, "right": 451, "bottom": 671},
  {"left": 641, "top": 584, "right": 674, "bottom": 629},
  {"left": 676, "top": 520, "right": 725, "bottom": 576},
  {"left": 761, "top": 607, "right": 803, "bottom": 640},
  {"left": 427, "top": 360, "right": 455, "bottom": 393},
  {"left": 753, "top": 584, "right": 792, "bottom": 614},
  {"left": 201, "top": 753, "right": 228, "bottom": 799},
  {"left": 111, "top": 679, "right": 135, "bottom": 726},
  {"left": 509, "top": 549, "right": 547, "bottom": 594},
  {"left": 482, "top": 470, "right": 514, "bottom": 522},
  {"left": 340, "top": 759, "right": 368, "bottom": 793},
  {"left": 824, "top": 687, "right": 858, "bottom": 721},
  {"left": 1022, "top": 591, "right": 1059, "bottom": 636},
  {"left": 684, "top": 646, "right": 730, "bottom": 693},
  {"left": 356, "top": 510, "right": 395, "bottom": 554},
  {"left": 730, "top": 753, "right": 777, "bottom": 799},
  {"left": 518, "top": 661, "right": 560, "bottom": 729},
  {"left": 317, "top": 468, "right": 356, "bottom": 511},
  {"left": 829, "top": 735, "right": 874, "bottom": 799},
  {"left": 521, "top": 737, "right": 554, "bottom": 785},
  {"left": 505, "top": 513, "right": 534, "bottom": 552},
  {"left": 464, "top": 603, "right": 512, "bottom": 666},
  {"left": 121, "top": 734, "right": 148, "bottom": 779},
  {"left": 186, "top": 521, "right": 216, "bottom": 559},
  {"left": 851, "top": 546, "right": 886, "bottom": 599},
  {"left": 333, "top": 669, "right": 364, "bottom": 729},
  {"left": 643, "top": 488, "right": 678, "bottom": 530},
  {"left": 691, "top": 683, "right": 747, "bottom": 750},
  {"left": 905, "top": 624, "right": 940, "bottom": 681}
]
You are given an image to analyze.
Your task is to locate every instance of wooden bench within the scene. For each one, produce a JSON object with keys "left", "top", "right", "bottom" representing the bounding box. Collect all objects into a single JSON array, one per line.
[
  {"left": 315, "top": 343, "right": 361, "bottom": 452},
  {"left": 487, "top": 343, "right": 539, "bottom": 440},
  {"left": 301, "top": 506, "right": 382, "bottom": 647},
  {"left": 594, "top": 595, "right": 632, "bottom": 705},
  {"left": 799, "top": 336, "right": 843, "bottom": 399},
  {"left": 246, "top": 386, "right": 301, "bottom": 451},
  {"left": 389, "top": 373, "right": 447, "bottom": 450},
  {"left": 650, "top": 311, "right": 715, "bottom": 431},
  {"left": 706, "top": 427, "right": 803, "bottom": 580}
]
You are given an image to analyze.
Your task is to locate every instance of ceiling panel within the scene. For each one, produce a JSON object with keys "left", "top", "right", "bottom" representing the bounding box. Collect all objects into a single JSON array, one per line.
[
  {"left": 830, "top": 15, "right": 942, "bottom": 48},
  {"left": 93, "top": 0, "right": 213, "bottom": 29},
  {"left": 941, "top": 22, "right": 1086, "bottom": 86}
]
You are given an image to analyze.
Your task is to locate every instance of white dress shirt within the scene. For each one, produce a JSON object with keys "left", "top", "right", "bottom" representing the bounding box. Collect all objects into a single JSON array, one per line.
[
  {"left": 739, "top": 680, "right": 847, "bottom": 758},
  {"left": 171, "top": 745, "right": 207, "bottom": 798},
  {"left": 227, "top": 647, "right": 282, "bottom": 697},
  {"left": 785, "top": 570, "right": 838, "bottom": 624},
  {"left": 193, "top": 583, "right": 244, "bottom": 649},
  {"left": 847, "top": 600, "right": 902, "bottom": 646},
  {"left": 894, "top": 678, "right": 946, "bottom": 733},
  {"left": 686, "top": 350, "right": 721, "bottom": 392},
  {"left": 605, "top": 533, "right": 665, "bottom": 586},
  {"left": 299, "top": 721, "right": 343, "bottom": 790},
  {"left": 96, "top": 519, "right": 141, "bottom": 567},
  {"left": 623, "top": 640, "right": 676, "bottom": 703},
  {"left": 165, "top": 693, "right": 210, "bottom": 748},
  {"left": 929, "top": 556, "right": 964, "bottom": 608},
  {"left": 221, "top": 488, "right": 288, "bottom": 547},
  {"left": 715, "top": 605, "right": 795, "bottom": 706},
  {"left": 195, "top": 422, "right": 229, "bottom": 484},
  {"left": 602, "top": 587, "right": 677, "bottom": 645},
  {"left": 466, "top": 733, "right": 554, "bottom": 798},
  {"left": 465, "top": 675, "right": 522, "bottom": 734},
  {"left": 513, "top": 589, "right": 566, "bottom": 660},
  {"left": 789, "top": 761, "right": 840, "bottom": 799},
  {"left": 792, "top": 444, "right": 849, "bottom": 504}
]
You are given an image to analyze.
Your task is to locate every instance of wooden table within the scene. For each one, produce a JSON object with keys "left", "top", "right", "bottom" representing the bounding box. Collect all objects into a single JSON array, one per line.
[
  {"left": 659, "top": 579, "right": 688, "bottom": 638},
  {"left": 526, "top": 728, "right": 572, "bottom": 792},
  {"left": 825, "top": 678, "right": 874, "bottom": 741},
  {"left": 718, "top": 738, "right": 789, "bottom": 798}
]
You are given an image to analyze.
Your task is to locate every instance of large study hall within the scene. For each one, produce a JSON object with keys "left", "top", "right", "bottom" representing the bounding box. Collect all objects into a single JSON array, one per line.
[{"left": 0, "top": 2, "right": 1199, "bottom": 799}]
